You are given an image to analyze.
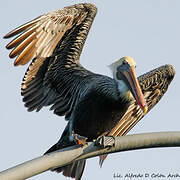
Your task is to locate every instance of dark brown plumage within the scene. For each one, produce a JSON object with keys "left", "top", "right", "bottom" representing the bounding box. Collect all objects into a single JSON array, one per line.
[{"left": 4, "top": 3, "right": 175, "bottom": 180}]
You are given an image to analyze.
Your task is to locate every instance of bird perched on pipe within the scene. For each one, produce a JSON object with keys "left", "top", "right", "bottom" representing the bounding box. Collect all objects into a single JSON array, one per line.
[{"left": 4, "top": 3, "right": 175, "bottom": 180}]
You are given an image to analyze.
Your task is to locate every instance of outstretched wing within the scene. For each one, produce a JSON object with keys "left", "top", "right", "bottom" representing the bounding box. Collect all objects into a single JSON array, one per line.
[
  {"left": 99, "top": 64, "right": 175, "bottom": 166},
  {"left": 110, "top": 64, "right": 175, "bottom": 137},
  {"left": 4, "top": 3, "right": 97, "bottom": 117}
]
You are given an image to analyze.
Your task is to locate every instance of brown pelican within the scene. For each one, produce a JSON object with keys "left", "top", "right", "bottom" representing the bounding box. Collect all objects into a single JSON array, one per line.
[{"left": 4, "top": 3, "right": 175, "bottom": 180}]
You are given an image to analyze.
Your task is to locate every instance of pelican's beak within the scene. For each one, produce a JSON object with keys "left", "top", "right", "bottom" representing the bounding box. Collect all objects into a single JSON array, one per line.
[{"left": 117, "top": 64, "right": 148, "bottom": 114}]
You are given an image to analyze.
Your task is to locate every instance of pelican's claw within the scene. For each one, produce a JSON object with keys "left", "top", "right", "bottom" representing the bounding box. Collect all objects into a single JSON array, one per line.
[{"left": 72, "top": 134, "right": 88, "bottom": 146}]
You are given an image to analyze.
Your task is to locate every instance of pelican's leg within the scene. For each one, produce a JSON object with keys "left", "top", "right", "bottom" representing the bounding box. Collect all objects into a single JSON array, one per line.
[
  {"left": 69, "top": 120, "right": 87, "bottom": 145},
  {"left": 73, "top": 133, "right": 87, "bottom": 146},
  {"left": 69, "top": 131, "right": 87, "bottom": 146}
]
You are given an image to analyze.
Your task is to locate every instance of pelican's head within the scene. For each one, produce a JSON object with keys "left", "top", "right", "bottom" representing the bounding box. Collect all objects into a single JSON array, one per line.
[{"left": 109, "top": 56, "right": 147, "bottom": 114}]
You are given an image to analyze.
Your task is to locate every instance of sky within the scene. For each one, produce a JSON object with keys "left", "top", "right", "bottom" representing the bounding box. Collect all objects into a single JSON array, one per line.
[{"left": 1, "top": 0, "right": 180, "bottom": 180}]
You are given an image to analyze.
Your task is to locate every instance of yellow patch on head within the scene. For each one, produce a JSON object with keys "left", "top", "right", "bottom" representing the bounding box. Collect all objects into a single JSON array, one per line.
[
  {"left": 108, "top": 56, "right": 136, "bottom": 75},
  {"left": 117, "top": 56, "right": 136, "bottom": 67}
]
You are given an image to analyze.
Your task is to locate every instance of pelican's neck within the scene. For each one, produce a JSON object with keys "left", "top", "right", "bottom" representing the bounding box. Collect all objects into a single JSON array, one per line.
[
  {"left": 116, "top": 79, "right": 134, "bottom": 100},
  {"left": 109, "top": 65, "right": 133, "bottom": 100},
  {"left": 117, "top": 80, "right": 128, "bottom": 93}
]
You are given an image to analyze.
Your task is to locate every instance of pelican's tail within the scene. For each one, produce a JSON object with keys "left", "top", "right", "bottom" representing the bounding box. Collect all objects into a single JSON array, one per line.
[{"left": 44, "top": 126, "right": 86, "bottom": 180}]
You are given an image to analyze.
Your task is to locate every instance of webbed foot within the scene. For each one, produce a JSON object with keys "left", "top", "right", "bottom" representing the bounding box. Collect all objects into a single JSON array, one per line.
[{"left": 70, "top": 133, "right": 87, "bottom": 146}]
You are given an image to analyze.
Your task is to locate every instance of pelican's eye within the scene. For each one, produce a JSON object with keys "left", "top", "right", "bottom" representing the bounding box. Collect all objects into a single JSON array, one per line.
[{"left": 122, "top": 60, "right": 127, "bottom": 65}]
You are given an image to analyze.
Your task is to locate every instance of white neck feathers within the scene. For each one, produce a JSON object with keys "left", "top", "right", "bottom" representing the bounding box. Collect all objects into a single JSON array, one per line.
[
  {"left": 117, "top": 80, "right": 134, "bottom": 100},
  {"left": 117, "top": 80, "right": 128, "bottom": 93}
]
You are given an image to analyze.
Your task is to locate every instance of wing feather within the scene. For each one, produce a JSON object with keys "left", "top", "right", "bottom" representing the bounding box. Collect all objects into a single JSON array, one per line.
[
  {"left": 4, "top": 3, "right": 96, "bottom": 66},
  {"left": 99, "top": 65, "right": 175, "bottom": 166},
  {"left": 6, "top": 24, "right": 40, "bottom": 49},
  {"left": 4, "top": 18, "right": 41, "bottom": 39},
  {"left": 4, "top": 3, "right": 97, "bottom": 115},
  {"left": 110, "top": 65, "right": 175, "bottom": 137}
]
